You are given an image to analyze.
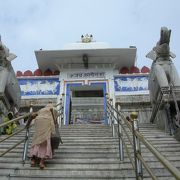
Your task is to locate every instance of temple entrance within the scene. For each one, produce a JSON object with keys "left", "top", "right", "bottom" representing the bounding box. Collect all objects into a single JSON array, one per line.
[
  {"left": 65, "top": 83, "right": 107, "bottom": 125},
  {"left": 71, "top": 87, "right": 104, "bottom": 124}
]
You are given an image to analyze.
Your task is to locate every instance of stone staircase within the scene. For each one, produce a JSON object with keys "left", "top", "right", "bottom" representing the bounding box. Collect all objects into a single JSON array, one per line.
[{"left": 0, "top": 123, "right": 180, "bottom": 179}]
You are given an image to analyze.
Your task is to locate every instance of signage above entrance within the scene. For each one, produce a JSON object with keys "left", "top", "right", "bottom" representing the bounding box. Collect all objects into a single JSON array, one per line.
[{"left": 67, "top": 72, "right": 106, "bottom": 79}]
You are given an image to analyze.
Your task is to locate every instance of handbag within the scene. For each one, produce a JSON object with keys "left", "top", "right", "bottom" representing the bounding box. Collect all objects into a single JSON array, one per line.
[
  {"left": 50, "top": 108, "right": 63, "bottom": 149},
  {"left": 51, "top": 123, "right": 60, "bottom": 149}
]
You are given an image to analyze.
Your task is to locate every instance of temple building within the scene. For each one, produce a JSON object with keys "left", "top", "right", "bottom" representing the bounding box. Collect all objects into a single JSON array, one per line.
[{"left": 17, "top": 34, "right": 151, "bottom": 125}]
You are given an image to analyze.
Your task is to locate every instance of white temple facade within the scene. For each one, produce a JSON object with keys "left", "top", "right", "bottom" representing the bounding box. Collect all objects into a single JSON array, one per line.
[{"left": 17, "top": 35, "right": 151, "bottom": 125}]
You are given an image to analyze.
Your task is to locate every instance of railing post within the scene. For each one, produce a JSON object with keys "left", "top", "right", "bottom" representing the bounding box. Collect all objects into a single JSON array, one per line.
[
  {"left": 131, "top": 112, "right": 143, "bottom": 179},
  {"left": 61, "top": 93, "right": 65, "bottom": 126},
  {"left": 110, "top": 98, "right": 115, "bottom": 137},
  {"left": 107, "top": 97, "right": 111, "bottom": 126},
  {"left": 58, "top": 98, "right": 62, "bottom": 127},
  {"left": 29, "top": 103, "right": 33, "bottom": 113},
  {"left": 22, "top": 126, "right": 30, "bottom": 164},
  {"left": 117, "top": 104, "right": 124, "bottom": 161},
  {"left": 105, "top": 93, "right": 110, "bottom": 124},
  {"left": 22, "top": 104, "right": 33, "bottom": 164},
  {"left": 107, "top": 96, "right": 111, "bottom": 126}
]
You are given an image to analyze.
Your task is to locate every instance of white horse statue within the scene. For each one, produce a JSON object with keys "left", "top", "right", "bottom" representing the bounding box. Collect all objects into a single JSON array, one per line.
[
  {"left": 147, "top": 27, "right": 180, "bottom": 139},
  {"left": 0, "top": 36, "right": 21, "bottom": 114}
]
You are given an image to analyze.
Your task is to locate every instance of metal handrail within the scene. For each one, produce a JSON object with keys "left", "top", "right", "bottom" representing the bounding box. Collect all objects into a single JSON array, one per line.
[
  {"left": 57, "top": 105, "right": 64, "bottom": 127},
  {"left": 107, "top": 103, "right": 133, "bottom": 146},
  {"left": 0, "top": 126, "right": 26, "bottom": 143},
  {"left": 0, "top": 139, "right": 25, "bottom": 157},
  {"left": 119, "top": 108, "right": 180, "bottom": 179},
  {"left": 0, "top": 113, "right": 32, "bottom": 158},
  {"left": 122, "top": 136, "right": 135, "bottom": 169},
  {"left": 136, "top": 153, "right": 157, "bottom": 180},
  {"left": 106, "top": 101, "right": 136, "bottom": 171},
  {"left": 54, "top": 102, "right": 62, "bottom": 107},
  {"left": 134, "top": 128, "right": 180, "bottom": 179},
  {"left": 0, "top": 113, "right": 31, "bottom": 128},
  {"left": 107, "top": 102, "right": 150, "bottom": 179},
  {"left": 0, "top": 100, "right": 64, "bottom": 163},
  {"left": 106, "top": 99, "right": 180, "bottom": 179}
]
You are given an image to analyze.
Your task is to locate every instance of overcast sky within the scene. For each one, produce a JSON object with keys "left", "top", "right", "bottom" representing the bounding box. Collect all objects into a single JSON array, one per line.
[{"left": 0, "top": 0, "right": 180, "bottom": 73}]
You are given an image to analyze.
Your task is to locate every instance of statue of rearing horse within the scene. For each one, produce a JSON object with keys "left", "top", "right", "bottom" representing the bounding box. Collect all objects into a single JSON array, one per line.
[
  {"left": 147, "top": 27, "right": 180, "bottom": 139},
  {"left": 0, "top": 36, "right": 21, "bottom": 114}
]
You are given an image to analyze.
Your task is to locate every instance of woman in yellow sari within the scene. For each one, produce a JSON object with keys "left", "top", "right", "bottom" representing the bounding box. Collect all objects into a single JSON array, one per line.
[{"left": 3, "top": 112, "right": 17, "bottom": 135}]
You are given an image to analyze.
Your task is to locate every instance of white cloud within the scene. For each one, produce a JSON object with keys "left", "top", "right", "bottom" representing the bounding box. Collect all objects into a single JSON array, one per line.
[{"left": 0, "top": 0, "right": 179, "bottom": 74}]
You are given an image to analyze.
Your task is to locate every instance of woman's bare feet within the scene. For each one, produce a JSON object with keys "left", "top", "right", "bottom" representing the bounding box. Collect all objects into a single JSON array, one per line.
[{"left": 39, "top": 158, "right": 45, "bottom": 169}]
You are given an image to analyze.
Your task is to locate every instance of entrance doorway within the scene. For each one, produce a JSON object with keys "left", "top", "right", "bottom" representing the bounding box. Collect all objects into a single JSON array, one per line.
[{"left": 65, "top": 83, "right": 107, "bottom": 125}]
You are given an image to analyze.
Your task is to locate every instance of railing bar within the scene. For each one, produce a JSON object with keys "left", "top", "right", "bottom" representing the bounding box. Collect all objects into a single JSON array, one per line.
[
  {"left": 107, "top": 103, "right": 134, "bottom": 165},
  {"left": 0, "top": 126, "right": 26, "bottom": 143},
  {"left": 107, "top": 104, "right": 133, "bottom": 145},
  {"left": 107, "top": 100, "right": 180, "bottom": 179},
  {"left": 135, "top": 131, "right": 180, "bottom": 179},
  {"left": 58, "top": 111, "right": 64, "bottom": 117},
  {"left": 54, "top": 102, "right": 62, "bottom": 107},
  {"left": 107, "top": 103, "right": 126, "bottom": 125},
  {"left": 0, "top": 103, "right": 63, "bottom": 162},
  {"left": 58, "top": 107, "right": 63, "bottom": 112},
  {"left": 107, "top": 102, "right": 132, "bottom": 126},
  {"left": 121, "top": 125, "right": 133, "bottom": 146},
  {"left": 117, "top": 124, "right": 122, "bottom": 160},
  {"left": 22, "top": 128, "right": 30, "bottom": 162},
  {"left": 111, "top": 114, "right": 133, "bottom": 146},
  {"left": 0, "top": 113, "right": 31, "bottom": 128},
  {"left": 136, "top": 154, "right": 157, "bottom": 180},
  {"left": 113, "top": 125, "right": 119, "bottom": 135},
  {"left": 122, "top": 138, "right": 135, "bottom": 170},
  {"left": 0, "top": 139, "right": 25, "bottom": 157}
]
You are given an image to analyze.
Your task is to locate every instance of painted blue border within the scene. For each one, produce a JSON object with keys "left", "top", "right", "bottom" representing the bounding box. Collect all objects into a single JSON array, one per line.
[
  {"left": 18, "top": 78, "right": 60, "bottom": 96},
  {"left": 114, "top": 76, "right": 149, "bottom": 92},
  {"left": 65, "top": 82, "right": 107, "bottom": 125}
]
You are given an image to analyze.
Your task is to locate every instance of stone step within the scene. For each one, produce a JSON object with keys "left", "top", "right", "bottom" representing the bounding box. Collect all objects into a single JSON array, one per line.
[
  {"left": 0, "top": 174, "right": 176, "bottom": 180},
  {"left": 0, "top": 157, "right": 121, "bottom": 163},
  {"left": 0, "top": 173, "right": 136, "bottom": 180},
  {"left": 0, "top": 123, "right": 179, "bottom": 180},
  {"left": 61, "top": 125, "right": 110, "bottom": 127},
  {"left": 1, "top": 156, "right": 180, "bottom": 168},
  {"left": 0, "top": 162, "right": 134, "bottom": 170},
  {"left": 2, "top": 136, "right": 179, "bottom": 144},
  {"left": 2, "top": 151, "right": 180, "bottom": 162},
  {"left": 2, "top": 144, "right": 180, "bottom": 153},
  {"left": 1, "top": 140, "right": 119, "bottom": 145},
  {"left": 1, "top": 137, "right": 117, "bottom": 141},
  {"left": 0, "top": 152, "right": 119, "bottom": 158},
  {"left": 0, "top": 169, "right": 136, "bottom": 178},
  {"left": 0, "top": 142, "right": 119, "bottom": 147},
  {"left": 0, "top": 168, "right": 177, "bottom": 179},
  {"left": 3, "top": 151, "right": 180, "bottom": 160},
  {"left": 0, "top": 175, "right": 136, "bottom": 180},
  {"left": 1, "top": 134, "right": 178, "bottom": 141}
]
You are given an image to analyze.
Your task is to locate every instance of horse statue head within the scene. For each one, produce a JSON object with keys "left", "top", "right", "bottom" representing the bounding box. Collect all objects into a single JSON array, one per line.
[
  {"left": 0, "top": 36, "right": 17, "bottom": 67},
  {"left": 0, "top": 36, "right": 20, "bottom": 113},
  {"left": 146, "top": 27, "right": 176, "bottom": 61}
]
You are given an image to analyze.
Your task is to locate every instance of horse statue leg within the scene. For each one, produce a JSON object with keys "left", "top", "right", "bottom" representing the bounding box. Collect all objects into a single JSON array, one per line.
[
  {"left": 0, "top": 68, "right": 9, "bottom": 94},
  {"left": 154, "top": 63, "right": 170, "bottom": 95}
]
